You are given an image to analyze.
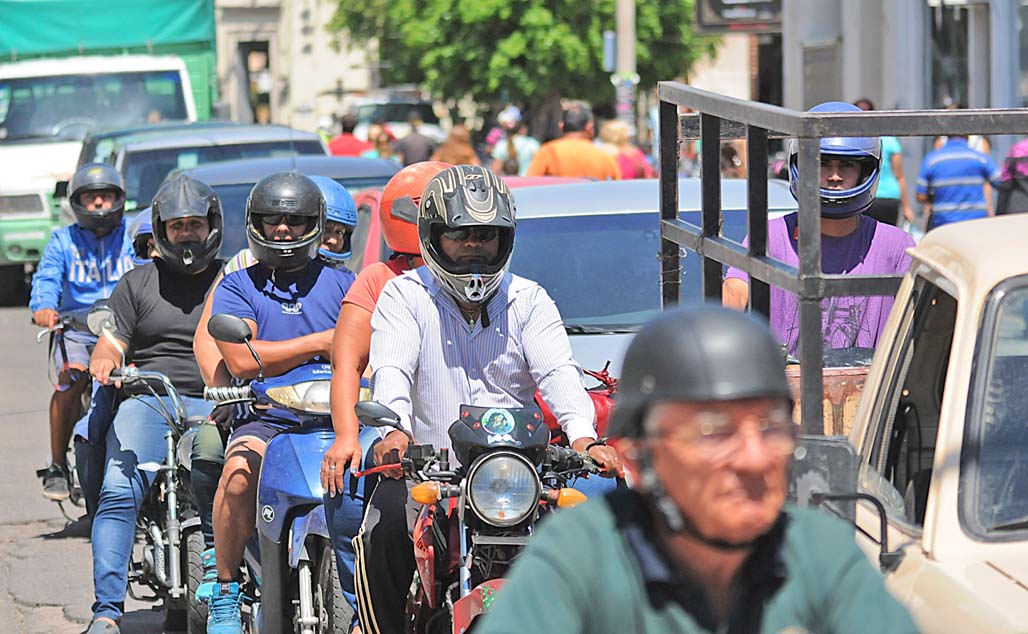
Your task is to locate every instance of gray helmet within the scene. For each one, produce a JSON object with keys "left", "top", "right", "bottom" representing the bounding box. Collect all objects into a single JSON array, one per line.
[
  {"left": 418, "top": 165, "right": 516, "bottom": 304},
  {"left": 151, "top": 174, "right": 224, "bottom": 274},
  {"left": 69, "top": 163, "right": 126, "bottom": 232},
  {"left": 245, "top": 171, "right": 325, "bottom": 270},
  {"left": 608, "top": 304, "right": 792, "bottom": 439}
]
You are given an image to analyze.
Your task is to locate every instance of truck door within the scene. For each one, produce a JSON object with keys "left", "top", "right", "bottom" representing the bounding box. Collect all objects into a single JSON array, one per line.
[{"left": 854, "top": 273, "right": 958, "bottom": 603}]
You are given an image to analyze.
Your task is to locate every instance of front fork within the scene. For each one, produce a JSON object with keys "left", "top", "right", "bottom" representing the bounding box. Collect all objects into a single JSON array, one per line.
[
  {"left": 295, "top": 557, "right": 318, "bottom": 634},
  {"left": 164, "top": 430, "right": 184, "bottom": 600}
]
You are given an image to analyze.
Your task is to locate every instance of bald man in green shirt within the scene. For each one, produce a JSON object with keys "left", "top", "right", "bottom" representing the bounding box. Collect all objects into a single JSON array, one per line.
[{"left": 478, "top": 306, "right": 917, "bottom": 634}]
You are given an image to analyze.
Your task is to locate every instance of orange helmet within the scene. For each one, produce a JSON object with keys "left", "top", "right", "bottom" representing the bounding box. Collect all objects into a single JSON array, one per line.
[{"left": 379, "top": 161, "right": 452, "bottom": 254}]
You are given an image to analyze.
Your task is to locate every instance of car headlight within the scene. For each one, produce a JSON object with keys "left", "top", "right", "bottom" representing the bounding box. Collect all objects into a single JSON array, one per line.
[
  {"left": 265, "top": 380, "right": 331, "bottom": 414},
  {"left": 467, "top": 453, "right": 540, "bottom": 527}
]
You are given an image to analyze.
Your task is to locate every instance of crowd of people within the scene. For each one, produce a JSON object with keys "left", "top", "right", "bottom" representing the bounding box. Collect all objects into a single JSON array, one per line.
[{"left": 33, "top": 93, "right": 1015, "bottom": 634}]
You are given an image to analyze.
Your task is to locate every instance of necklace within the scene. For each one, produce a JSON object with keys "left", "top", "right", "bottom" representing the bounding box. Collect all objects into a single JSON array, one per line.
[{"left": 458, "top": 304, "right": 479, "bottom": 327}]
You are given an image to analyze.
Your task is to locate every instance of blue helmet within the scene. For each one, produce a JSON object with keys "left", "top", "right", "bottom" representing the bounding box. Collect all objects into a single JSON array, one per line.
[
  {"left": 127, "top": 210, "right": 154, "bottom": 264},
  {"left": 788, "top": 101, "right": 881, "bottom": 219},
  {"left": 309, "top": 175, "right": 357, "bottom": 267}
]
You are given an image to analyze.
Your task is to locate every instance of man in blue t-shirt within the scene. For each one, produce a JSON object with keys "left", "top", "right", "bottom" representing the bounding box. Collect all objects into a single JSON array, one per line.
[
  {"left": 917, "top": 134, "right": 1001, "bottom": 229},
  {"left": 204, "top": 172, "right": 355, "bottom": 634}
]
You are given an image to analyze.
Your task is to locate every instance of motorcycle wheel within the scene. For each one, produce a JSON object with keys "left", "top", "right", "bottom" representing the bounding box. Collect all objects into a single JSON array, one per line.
[
  {"left": 314, "top": 540, "right": 351, "bottom": 633},
  {"left": 184, "top": 529, "right": 209, "bottom": 634}
]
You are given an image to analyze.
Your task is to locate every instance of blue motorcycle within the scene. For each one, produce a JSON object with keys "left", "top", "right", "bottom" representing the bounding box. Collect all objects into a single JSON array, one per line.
[{"left": 206, "top": 314, "right": 375, "bottom": 634}]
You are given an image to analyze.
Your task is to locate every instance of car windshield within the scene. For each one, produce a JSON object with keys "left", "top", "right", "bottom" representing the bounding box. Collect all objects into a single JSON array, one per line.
[
  {"left": 123, "top": 140, "right": 325, "bottom": 209},
  {"left": 355, "top": 103, "right": 439, "bottom": 125},
  {"left": 511, "top": 210, "right": 754, "bottom": 330},
  {"left": 965, "top": 282, "right": 1028, "bottom": 534},
  {"left": 214, "top": 178, "right": 391, "bottom": 257},
  {"left": 0, "top": 71, "right": 188, "bottom": 142}
]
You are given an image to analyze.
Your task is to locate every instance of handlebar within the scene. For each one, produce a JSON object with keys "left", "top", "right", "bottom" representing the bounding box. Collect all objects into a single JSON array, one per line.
[
  {"left": 204, "top": 385, "right": 253, "bottom": 404},
  {"left": 107, "top": 367, "right": 190, "bottom": 433}
]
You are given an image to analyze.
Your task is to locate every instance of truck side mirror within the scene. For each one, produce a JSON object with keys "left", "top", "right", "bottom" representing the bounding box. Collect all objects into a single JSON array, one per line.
[
  {"left": 789, "top": 435, "right": 905, "bottom": 574},
  {"left": 54, "top": 180, "right": 69, "bottom": 199}
]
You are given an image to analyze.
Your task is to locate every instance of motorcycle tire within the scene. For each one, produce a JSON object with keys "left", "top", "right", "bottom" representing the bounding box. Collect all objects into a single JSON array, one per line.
[
  {"left": 184, "top": 529, "right": 209, "bottom": 634},
  {"left": 315, "top": 539, "right": 352, "bottom": 633}
]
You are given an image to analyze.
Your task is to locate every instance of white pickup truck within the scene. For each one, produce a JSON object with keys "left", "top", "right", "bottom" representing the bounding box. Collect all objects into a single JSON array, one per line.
[{"left": 802, "top": 213, "right": 1028, "bottom": 633}]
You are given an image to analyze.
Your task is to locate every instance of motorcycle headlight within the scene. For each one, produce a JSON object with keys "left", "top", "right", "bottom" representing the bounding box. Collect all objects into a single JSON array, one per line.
[
  {"left": 265, "top": 380, "right": 331, "bottom": 414},
  {"left": 467, "top": 453, "right": 540, "bottom": 527}
]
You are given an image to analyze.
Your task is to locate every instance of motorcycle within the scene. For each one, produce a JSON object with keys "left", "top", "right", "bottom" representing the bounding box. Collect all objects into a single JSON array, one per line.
[
  {"left": 34, "top": 305, "right": 104, "bottom": 511},
  {"left": 205, "top": 313, "right": 363, "bottom": 634},
  {"left": 355, "top": 400, "right": 602, "bottom": 634},
  {"left": 87, "top": 305, "right": 210, "bottom": 632}
]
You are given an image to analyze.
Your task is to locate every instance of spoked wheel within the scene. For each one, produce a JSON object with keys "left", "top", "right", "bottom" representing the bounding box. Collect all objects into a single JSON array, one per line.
[{"left": 314, "top": 539, "right": 351, "bottom": 633}]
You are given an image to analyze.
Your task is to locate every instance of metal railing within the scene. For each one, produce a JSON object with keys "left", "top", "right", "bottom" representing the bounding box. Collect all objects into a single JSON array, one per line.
[{"left": 657, "top": 81, "right": 1028, "bottom": 434}]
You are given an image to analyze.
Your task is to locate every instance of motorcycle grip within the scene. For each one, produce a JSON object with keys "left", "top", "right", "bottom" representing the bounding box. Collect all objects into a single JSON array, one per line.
[{"left": 204, "top": 386, "right": 252, "bottom": 402}]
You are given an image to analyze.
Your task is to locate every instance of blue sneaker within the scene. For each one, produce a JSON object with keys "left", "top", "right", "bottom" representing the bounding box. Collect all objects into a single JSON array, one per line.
[{"left": 206, "top": 581, "right": 243, "bottom": 634}]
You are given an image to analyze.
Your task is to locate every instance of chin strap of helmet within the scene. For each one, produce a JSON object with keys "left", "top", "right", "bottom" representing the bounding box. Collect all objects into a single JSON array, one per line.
[{"left": 635, "top": 448, "right": 756, "bottom": 552}]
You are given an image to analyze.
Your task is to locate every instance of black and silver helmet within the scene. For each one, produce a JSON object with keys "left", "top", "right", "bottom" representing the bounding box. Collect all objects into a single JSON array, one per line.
[
  {"left": 69, "top": 163, "right": 126, "bottom": 232},
  {"left": 151, "top": 174, "right": 224, "bottom": 274},
  {"left": 245, "top": 171, "right": 325, "bottom": 270},
  {"left": 417, "top": 165, "right": 516, "bottom": 304}
]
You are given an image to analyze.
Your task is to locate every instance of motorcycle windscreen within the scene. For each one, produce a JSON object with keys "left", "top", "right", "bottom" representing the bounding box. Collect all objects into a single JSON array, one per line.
[{"left": 448, "top": 405, "right": 550, "bottom": 466}]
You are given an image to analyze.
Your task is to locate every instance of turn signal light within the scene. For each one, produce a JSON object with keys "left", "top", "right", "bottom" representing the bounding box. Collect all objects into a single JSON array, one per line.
[
  {"left": 555, "top": 488, "right": 588, "bottom": 508},
  {"left": 411, "top": 481, "right": 441, "bottom": 505}
]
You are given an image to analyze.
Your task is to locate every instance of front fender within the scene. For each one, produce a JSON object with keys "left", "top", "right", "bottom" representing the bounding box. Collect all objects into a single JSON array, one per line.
[
  {"left": 288, "top": 506, "right": 329, "bottom": 569},
  {"left": 452, "top": 579, "right": 506, "bottom": 633}
]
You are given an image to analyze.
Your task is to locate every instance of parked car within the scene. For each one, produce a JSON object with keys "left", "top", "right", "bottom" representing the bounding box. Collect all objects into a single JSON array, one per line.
[
  {"left": 178, "top": 155, "right": 400, "bottom": 262},
  {"left": 76, "top": 121, "right": 238, "bottom": 168},
  {"left": 351, "top": 98, "right": 446, "bottom": 143}
]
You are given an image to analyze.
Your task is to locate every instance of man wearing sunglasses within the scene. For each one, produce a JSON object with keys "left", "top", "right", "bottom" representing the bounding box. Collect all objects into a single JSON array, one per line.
[
  {"left": 478, "top": 305, "right": 917, "bottom": 634},
  {"left": 201, "top": 171, "right": 357, "bottom": 634},
  {"left": 354, "top": 165, "right": 622, "bottom": 634}
]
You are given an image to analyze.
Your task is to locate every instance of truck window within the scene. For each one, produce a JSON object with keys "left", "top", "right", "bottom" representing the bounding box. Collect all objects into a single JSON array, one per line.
[
  {"left": 962, "top": 280, "right": 1028, "bottom": 538},
  {"left": 0, "top": 71, "right": 188, "bottom": 143},
  {"left": 862, "top": 278, "right": 958, "bottom": 527}
]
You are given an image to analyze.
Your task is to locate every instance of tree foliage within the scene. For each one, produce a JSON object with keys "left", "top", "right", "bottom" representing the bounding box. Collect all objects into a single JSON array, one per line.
[{"left": 327, "top": 0, "right": 718, "bottom": 106}]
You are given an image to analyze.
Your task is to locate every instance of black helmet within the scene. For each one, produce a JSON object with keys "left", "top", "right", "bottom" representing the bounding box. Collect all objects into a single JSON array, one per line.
[
  {"left": 418, "top": 165, "right": 516, "bottom": 304},
  {"left": 245, "top": 171, "right": 324, "bottom": 270},
  {"left": 608, "top": 304, "right": 792, "bottom": 439},
  {"left": 151, "top": 174, "right": 224, "bottom": 274},
  {"left": 69, "top": 163, "right": 126, "bottom": 232}
]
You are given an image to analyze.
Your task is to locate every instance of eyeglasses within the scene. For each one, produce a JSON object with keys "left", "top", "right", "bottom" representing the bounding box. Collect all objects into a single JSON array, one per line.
[
  {"left": 440, "top": 226, "right": 500, "bottom": 242},
  {"left": 259, "top": 214, "right": 310, "bottom": 227},
  {"left": 654, "top": 410, "right": 797, "bottom": 463}
]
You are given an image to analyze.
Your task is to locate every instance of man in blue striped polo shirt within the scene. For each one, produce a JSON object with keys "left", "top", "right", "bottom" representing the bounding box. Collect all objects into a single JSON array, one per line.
[{"left": 917, "top": 134, "right": 1000, "bottom": 229}]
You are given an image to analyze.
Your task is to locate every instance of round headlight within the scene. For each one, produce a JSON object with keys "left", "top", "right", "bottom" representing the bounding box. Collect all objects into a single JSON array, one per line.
[{"left": 467, "top": 453, "right": 540, "bottom": 527}]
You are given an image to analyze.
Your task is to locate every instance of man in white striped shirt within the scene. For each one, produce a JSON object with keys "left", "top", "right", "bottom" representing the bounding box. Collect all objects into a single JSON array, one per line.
[{"left": 354, "top": 165, "right": 619, "bottom": 634}]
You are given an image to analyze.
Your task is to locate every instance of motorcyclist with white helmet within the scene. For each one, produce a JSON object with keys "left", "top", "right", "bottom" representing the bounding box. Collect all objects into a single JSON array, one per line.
[
  {"left": 723, "top": 101, "right": 916, "bottom": 355},
  {"left": 354, "top": 164, "right": 621, "bottom": 634}
]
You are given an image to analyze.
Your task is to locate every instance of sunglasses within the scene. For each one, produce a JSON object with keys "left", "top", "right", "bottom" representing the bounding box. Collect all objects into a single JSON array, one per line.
[
  {"left": 440, "top": 226, "right": 500, "bottom": 242},
  {"left": 259, "top": 214, "right": 310, "bottom": 227}
]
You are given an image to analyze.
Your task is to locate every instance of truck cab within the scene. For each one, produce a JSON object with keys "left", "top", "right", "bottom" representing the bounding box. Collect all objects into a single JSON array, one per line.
[
  {"left": 0, "top": 55, "right": 195, "bottom": 294},
  {"left": 848, "top": 214, "right": 1028, "bottom": 632}
]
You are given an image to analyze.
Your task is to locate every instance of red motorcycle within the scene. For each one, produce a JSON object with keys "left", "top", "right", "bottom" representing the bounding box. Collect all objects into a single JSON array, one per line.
[{"left": 356, "top": 402, "right": 602, "bottom": 634}]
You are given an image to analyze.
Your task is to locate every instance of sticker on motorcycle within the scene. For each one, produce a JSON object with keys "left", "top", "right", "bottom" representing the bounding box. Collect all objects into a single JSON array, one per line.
[
  {"left": 481, "top": 408, "right": 515, "bottom": 435},
  {"left": 261, "top": 505, "right": 275, "bottom": 523}
]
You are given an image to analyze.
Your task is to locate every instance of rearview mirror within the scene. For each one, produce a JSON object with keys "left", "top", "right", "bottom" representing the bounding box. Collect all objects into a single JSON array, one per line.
[
  {"left": 54, "top": 180, "right": 70, "bottom": 199},
  {"left": 788, "top": 435, "right": 858, "bottom": 521},
  {"left": 355, "top": 401, "right": 402, "bottom": 430},
  {"left": 208, "top": 313, "right": 253, "bottom": 344}
]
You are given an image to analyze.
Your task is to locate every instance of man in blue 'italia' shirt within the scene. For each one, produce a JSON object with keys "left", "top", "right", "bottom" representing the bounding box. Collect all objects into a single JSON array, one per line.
[{"left": 203, "top": 171, "right": 355, "bottom": 634}]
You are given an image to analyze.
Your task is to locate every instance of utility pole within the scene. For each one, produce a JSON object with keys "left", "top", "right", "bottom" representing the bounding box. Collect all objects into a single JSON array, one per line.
[{"left": 614, "top": 0, "right": 639, "bottom": 138}]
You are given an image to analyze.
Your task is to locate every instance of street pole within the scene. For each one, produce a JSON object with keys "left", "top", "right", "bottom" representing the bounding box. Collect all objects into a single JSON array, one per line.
[{"left": 614, "top": 0, "right": 639, "bottom": 138}]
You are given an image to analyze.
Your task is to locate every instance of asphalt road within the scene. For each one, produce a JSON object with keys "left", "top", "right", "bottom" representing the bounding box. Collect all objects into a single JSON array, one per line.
[{"left": 0, "top": 306, "right": 164, "bottom": 634}]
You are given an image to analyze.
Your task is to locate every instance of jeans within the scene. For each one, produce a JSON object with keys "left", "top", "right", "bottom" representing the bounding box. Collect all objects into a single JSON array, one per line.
[
  {"left": 73, "top": 383, "right": 119, "bottom": 519},
  {"left": 323, "top": 426, "right": 381, "bottom": 625},
  {"left": 90, "top": 394, "right": 211, "bottom": 622}
]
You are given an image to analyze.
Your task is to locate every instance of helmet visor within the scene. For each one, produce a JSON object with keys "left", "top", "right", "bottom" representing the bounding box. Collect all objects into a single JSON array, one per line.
[{"left": 429, "top": 224, "right": 513, "bottom": 275}]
